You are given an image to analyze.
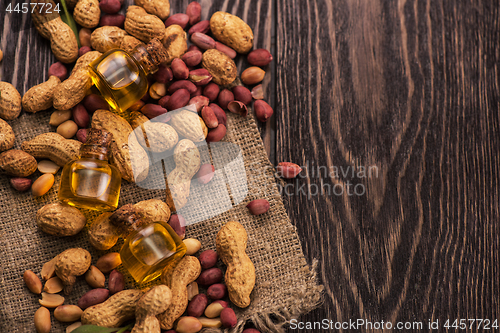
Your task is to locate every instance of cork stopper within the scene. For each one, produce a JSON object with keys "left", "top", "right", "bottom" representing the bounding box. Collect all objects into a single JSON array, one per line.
[
  {"left": 80, "top": 129, "right": 113, "bottom": 159},
  {"left": 109, "top": 204, "right": 152, "bottom": 237},
  {"left": 130, "top": 39, "right": 168, "bottom": 75},
  {"left": 146, "top": 38, "right": 169, "bottom": 66},
  {"left": 85, "top": 128, "right": 113, "bottom": 147},
  {"left": 109, "top": 204, "right": 142, "bottom": 236}
]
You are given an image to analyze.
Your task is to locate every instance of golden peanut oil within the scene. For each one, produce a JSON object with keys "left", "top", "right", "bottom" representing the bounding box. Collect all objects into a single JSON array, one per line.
[
  {"left": 88, "top": 40, "right": 168, "bottom": 115},
  {"left": 88, "top": 50, "right": 149, "bottom": 116},
  {"left": 59, "top": 158, "right": 121, "bottom": 211},
  {"left": 59, "top": 129, "right": 121, "bottom": 211},
  {"left": 120, "top": 222, "right": 187, "bottom": 283}
]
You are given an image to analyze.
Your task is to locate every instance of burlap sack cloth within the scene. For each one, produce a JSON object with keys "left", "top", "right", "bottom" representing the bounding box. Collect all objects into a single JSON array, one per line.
[{"left": 0, "top": 109, "right": 323, "bottom": 332}]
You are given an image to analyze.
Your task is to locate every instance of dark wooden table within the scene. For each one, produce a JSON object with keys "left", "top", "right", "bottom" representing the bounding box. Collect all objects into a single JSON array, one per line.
[{"left": 2, "top": 0, "right": 499, "bottom": 332}]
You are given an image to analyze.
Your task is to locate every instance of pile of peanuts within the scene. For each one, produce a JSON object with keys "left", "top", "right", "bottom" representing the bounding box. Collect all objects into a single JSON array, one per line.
[
  {"left": 172, "top": 247, "right": 261, "bottom": 333},
  {"left": 49, "top": 0, "right": 275, "bottom": 146},
  {"left": 129, "top": 2, "right": 274, "bottom": 143},
  {"left": 25, "top": 251, "right": 123, "bottom": 333}
]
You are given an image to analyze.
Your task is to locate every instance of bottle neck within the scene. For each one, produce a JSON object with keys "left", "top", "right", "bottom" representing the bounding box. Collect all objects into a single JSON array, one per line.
[
  {"left": 80, "top": 145, "right": 109, "bottom": 161},
  {"left": 130, "top": 45, "right": 159, "bottom": 75}
]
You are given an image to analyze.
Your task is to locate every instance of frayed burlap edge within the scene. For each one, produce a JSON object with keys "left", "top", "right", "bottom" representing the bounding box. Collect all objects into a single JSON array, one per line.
[
  {"left": 232, "top": 260, "right": 323, "bottom": 333},
  {"left": 0, "top": 107, "right": 324, "bottom": 332}
]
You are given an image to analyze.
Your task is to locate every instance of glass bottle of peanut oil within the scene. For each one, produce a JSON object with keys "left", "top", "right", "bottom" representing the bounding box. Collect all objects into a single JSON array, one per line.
[
  {"left": 59, "top": 129, "right": 121, "bottom": 211},
  {"left": 109, "top": 204, "right": 187, "bottom": 283},
  {"left": 88, "top": 38, "right": 168, "bottom": 114}
]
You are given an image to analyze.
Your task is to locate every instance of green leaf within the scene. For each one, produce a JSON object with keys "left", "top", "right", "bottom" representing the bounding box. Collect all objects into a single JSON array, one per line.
[
  {"left": 70, "top": 325, "right": 132, "bottom": 333},
  {"left": 58, "top": 0, "right": 81, "bottom": 48},
  {"left": 116, "top": 326, "right": 133, "bottom": 333}
]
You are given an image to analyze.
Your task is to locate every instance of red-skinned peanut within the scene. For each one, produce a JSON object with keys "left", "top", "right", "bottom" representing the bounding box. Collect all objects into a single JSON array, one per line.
[
  {"left": 247, "top": 48, "right": 273, "bottom": 66},
  {"left": 215, "top": 42, "right": 237, "bottom": 59},
  {"left": 165, "top": 13, "right": 189, "bottom": 29},
  {"left": 140, "top": 103, "right": 168, "bottom": 119},
  {"left": 182, "top": 50, "right": 203, "bottom": 67},
  {"left": 108, "top": 270, "right": 125, "bottom": 295},
  {"left": 232, "top": 86, "right": 252, "bottom": 105},
  {"left": 276, "top": 162, "right": 302, "bottom": 178},
  {"left": 188, "top": 20, "right": 210, "bottom": 35},
  {"left": 188, "top": 45, "right": 201, "bottom": 52},
  {"left": 76, "top": 129, "right": 88, "bottom": 143},
  {"left": 188, "top": 96, "right": 209, "bottom": 112},
  {"left": 192, "top": 86, "right": 203, "bottom": 97},
  {"left": 201, "top": 106, "right": 218, "bottom": 128},
  {"left": 99, "top": 14, "right": 125, "bottom": 28},
  {"left": 171, "top": 58, "right": 189, "bottom": 80},
  {"left": 206, "top": 124, "right": 226, "bottom": 142},
  {"left": 207, "top": 283, "right": 227, "bottom": 300},
  {"left": 72, "top": 104, "right": 90, "bottom": 128},
  {"left": 168, "top": 214, "right": 186, "bottom": 239},
  {"left": 197, "top": 267, "right": 223, "bottom": 286},
  {"left": 83, "top": 94, "right": 109, "bottom": 112},
  {"left": 209, "top": 103, "right": 226, "bottom": 126},
  {"left": 166, "top": 88, "right": 191, "bottom": 110},
  {"left": 169, "top": 80, "right": 197, "bottom": 95},
  {"left": 158, "top": 96, "right": 171, "bottom": 110},
  {"left": 220, "top": 308, "right": 237, "bottom": 328},
  {"left": 254, "top": 100, "right": 273, "bottom": 122},
  {"left": 154, "top": 66, "right": 173, "bottom": 83},
  {"left": 99, "top": 0, "right": 121, "bottom": 14},
  {"left": 187, "top": 293, "right": 208, "bottom": 317},
  {"left": 78, "top": 46, "right": 91, "bottom": 57},
  {"left": 48, "top": 62, "right": 67, "bottom": 81},
  {"left": 196, "top": 164, "right": 215, "bottom": 185},
  {"left": 218, "top": 89, "right": 234, "bottom": 110},
  {"left": 246, "top": 199, "right": 270, "bottom": 215},
  {"left": 199, "top": 249, "right": 218, "bottom": 269},
  {"left": 203, "top": 83, "right": 220, "bottom": 102},
  {"left": 186, "top": 1, "right": 201, "bottom": 25},
  {"left": 189, "top": 68, "right": 212, "bottom": 86},
  {"left": 191, "top": 32, "right": 216, "bottom": 50}
]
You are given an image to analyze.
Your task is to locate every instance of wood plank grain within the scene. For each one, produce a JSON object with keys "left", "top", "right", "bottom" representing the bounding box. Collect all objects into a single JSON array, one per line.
[
  {"left": 276, "top": 0, "right": 500, "bottom": 331},
  {"left": 3, "top": 0, "right": 498, "bottom": 331}
]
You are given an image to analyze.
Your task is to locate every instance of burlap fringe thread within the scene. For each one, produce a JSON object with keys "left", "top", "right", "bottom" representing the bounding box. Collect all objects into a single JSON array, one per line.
[
  {"left": 200, "top": 261, "right": 323, "bottom": 333},
  {"left": 246, "top": 260, "right": 323, "bottom": 333},
  {"left": 0, "top": 101, "right": 325, "bottom": 332}
]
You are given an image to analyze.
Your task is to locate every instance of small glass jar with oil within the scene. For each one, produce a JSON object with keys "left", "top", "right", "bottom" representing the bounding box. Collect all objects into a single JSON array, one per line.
[
  {"left": 58, "top": 129, "right": 121, "bottom": 211},
  {"left": 88, "top": 38, "right": 169, "bottom": 114},
  {"left": 109, "top": 204, "right": 187, "bottom": 283}
]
